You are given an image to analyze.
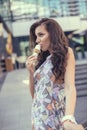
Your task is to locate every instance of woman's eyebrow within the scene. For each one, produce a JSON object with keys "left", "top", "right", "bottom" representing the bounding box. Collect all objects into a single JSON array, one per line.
[{"left": 36, "top": 32, "right": 45, "bottom": 35}]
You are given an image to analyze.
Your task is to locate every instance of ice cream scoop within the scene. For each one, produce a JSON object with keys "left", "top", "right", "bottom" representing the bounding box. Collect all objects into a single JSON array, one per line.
[
  {"left": 26, "top": 44, "right": 40, "bottom": 66},
  {"left": 32, "top": 44, "right": 41, "bottom": 56}
]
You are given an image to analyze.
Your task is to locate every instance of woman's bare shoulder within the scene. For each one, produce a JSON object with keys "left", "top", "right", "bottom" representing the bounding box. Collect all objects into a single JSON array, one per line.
[
  {"left": 67, "top": 47, "right": 75, "bottom": 64},
  {"left": 68, "top": 47, "right": 73, "bottom": 54}
]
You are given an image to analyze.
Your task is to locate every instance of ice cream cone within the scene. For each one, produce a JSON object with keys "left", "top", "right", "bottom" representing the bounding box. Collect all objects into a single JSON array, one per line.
[{"left": 33, "top": 44, "right": 41, "bottom": 56}]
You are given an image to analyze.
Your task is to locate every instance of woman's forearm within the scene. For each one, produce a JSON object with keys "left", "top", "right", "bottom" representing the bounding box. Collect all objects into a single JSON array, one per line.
[
  {"left": 65, "top": 85, "right": 76, "bottom": 115},
  {"left": 29, "top": 74, "right": 34, "bottom": 99}
]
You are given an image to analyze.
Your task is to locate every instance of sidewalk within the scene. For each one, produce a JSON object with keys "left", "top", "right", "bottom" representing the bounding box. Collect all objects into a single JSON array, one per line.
[{"left": 0, "top": 69, "right": 32, "bottom": 130}]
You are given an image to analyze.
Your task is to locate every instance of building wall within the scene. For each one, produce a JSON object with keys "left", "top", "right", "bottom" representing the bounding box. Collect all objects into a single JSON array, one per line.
[{"left": 12, "top": 16, "right": 87, "bottom": 37}]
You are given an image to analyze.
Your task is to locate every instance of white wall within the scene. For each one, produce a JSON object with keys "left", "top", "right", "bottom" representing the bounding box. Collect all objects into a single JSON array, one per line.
[
  {"left": 12, "top": 20, "right": 35, "bottom": 37},
  {"left": 12, "top": 16, "right": 87, "bottom": 37}
]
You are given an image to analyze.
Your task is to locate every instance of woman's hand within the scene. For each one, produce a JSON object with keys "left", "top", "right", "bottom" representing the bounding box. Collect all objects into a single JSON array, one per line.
[
  {"left": 26, "top": 55, "right": 37, "bottom": 74},
  {"left": 63, "top": 120, "right": 84, "bottom": 130}
]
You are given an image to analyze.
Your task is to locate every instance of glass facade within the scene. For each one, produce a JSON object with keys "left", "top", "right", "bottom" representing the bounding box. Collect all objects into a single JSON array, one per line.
[
  {"left": 0, "top": 0, "right": 87, "bottom": 21},
  {"left": 0, "top": 0, "right": 11, "bottom": 21},
  {"left": 0, "top": 0, "right": 12, "bottom": 32}
]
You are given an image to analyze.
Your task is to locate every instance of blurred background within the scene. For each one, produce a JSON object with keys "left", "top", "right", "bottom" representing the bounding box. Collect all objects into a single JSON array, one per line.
[
  {"left": 0, "top": 0, "right": 87, "bottom": 71},
  {"left": 0, "top": 0, "right": 87, "bottom": 130}
]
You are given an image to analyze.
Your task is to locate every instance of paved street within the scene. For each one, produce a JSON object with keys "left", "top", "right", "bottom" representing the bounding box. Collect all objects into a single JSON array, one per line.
[
  {"left": 0, "top": 66, "right": 87, "bottom": 130},
  {"left": 0, "top": 69, "right": 32, "bottom": 130}
]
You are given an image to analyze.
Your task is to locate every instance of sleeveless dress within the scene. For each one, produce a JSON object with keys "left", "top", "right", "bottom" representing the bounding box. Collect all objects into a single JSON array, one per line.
[{"left": 32, "top": 55, "right": 65, "bottom": 130}]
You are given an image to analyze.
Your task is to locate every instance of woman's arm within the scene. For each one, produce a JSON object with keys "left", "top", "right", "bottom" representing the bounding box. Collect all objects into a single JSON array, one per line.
[
  {"left": 26, "top": 55, "right": 37, "bottom": 99},
  {"left": 64, "top": 47, "right": 76, "bottom": 115},
  {"left": 62, "top": 47, "right": 84, "bottom": 130},
  {"left": 29, "top": 72, "right": 34, "bottom": 99}
]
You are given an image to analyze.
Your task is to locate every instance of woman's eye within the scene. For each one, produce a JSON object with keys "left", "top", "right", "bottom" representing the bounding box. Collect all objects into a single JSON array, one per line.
[{"left": 39, "top": 33, "right": 44, "bottom": 36}]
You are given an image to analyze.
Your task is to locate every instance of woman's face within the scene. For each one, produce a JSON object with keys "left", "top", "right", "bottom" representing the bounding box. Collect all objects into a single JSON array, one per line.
[{"left": 35, "top": 24, "right": 52, "bottom": 53}]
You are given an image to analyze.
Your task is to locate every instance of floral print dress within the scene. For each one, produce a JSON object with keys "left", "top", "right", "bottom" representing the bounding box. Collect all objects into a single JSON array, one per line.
[{"left": 32, "top": 55, "right": 65, "bottom": 130}]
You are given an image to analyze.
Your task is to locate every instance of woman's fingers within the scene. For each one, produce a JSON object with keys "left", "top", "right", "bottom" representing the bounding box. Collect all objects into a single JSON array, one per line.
[
  {"left": 26, "top": 55, "right": 37, "bottom": 65},
  {"left": 26, "top": 55, "right": 37, "bottom": 73}
]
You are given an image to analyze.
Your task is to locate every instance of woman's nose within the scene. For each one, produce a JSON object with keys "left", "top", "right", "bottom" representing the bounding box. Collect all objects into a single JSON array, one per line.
[{"left": 36, "top": 37, "right": 40, "bottom": 44}]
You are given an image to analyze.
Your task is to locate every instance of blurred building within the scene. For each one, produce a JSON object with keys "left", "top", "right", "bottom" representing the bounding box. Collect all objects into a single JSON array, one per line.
[
  {"left": 0, "top": 0, "right": 87, "bottom": 58},
  {"left": 0, "top": 0, "right": 87, "bottom": 20}
]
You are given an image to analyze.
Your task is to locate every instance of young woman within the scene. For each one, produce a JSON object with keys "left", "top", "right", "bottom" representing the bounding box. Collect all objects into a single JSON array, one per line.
[{"left": 26, "top": 18, "right": 84, "bottom": 130}]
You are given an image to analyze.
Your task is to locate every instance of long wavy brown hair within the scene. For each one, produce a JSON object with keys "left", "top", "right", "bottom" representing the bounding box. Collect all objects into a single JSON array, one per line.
[{"left": 29, "top": 18, "right": 68, "bottom": 83}]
